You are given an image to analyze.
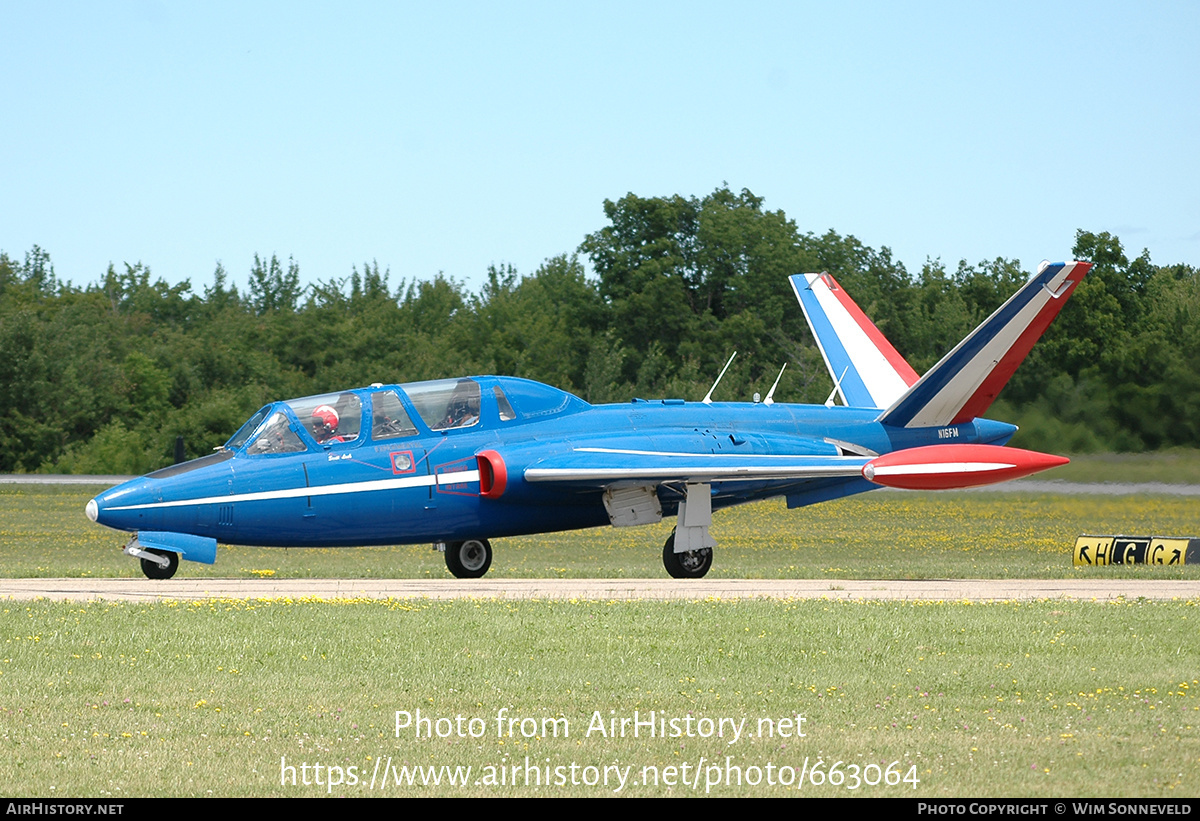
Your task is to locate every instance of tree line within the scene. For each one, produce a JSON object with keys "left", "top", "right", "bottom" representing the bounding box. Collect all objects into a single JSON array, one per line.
[{"left": 2, "top": 186, "right": 1196, "bottom": 474}]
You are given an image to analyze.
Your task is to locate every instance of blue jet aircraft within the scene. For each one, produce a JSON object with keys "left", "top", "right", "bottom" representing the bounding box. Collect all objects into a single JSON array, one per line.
[{"left": 87, "top": 262, "right": 1091, "bottom": 580}]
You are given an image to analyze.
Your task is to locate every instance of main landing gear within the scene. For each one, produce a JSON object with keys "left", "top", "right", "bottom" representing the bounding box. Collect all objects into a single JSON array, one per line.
[
  {"left": 443, "top": 538, "right": 493, "bottom": 578},
  {"left": 604, "top": 482, "right": 718, "bottom": 579},
  {"left": 661, "top": 482, "right": 716, "bottom": 579},
  {"left": 662, "top": 529, "right": 713, "bottom": 579}
]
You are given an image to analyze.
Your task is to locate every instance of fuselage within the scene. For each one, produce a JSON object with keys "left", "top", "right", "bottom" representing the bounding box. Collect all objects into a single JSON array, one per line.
[{"left": 87, "top": 375, "right": 1017, "bottom": 548}]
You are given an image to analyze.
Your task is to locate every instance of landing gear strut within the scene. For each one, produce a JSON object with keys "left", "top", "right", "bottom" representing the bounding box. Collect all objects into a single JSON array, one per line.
[
  {"left": 661, "top": 482, "right": 716, "bottom": 578},
  {"left": 444, "top": 538, "right": 493, "bottom": 578},
  {"left": 662, "top": 530, "right": 713, "bottom": 579}
]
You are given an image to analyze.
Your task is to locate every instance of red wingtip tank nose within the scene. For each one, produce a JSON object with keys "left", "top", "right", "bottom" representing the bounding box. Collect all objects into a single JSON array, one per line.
[{"left": 862, "top": 444, "right": 1069, "bottom": 491}]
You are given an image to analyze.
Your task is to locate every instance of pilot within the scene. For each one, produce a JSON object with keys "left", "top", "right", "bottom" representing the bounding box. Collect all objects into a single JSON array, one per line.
[
  {"left": 311, "top": 405, "right": 345, "bottom": 444},
  {"left": 444, "top": 394, "right": 480, "bottom": 428}
]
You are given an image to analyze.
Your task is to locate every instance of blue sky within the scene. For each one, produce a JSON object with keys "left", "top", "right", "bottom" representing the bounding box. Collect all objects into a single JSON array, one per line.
[{"left": 2, "top": 1, "right": 1197, "bottom": 294}]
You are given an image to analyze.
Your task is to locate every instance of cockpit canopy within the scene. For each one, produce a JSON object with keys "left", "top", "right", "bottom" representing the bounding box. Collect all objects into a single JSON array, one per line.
[{"left": 224, "top": 376, "right": 588, "bottom": 455}]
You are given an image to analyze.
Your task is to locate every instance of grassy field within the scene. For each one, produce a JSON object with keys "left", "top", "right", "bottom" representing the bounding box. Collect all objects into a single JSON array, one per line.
[
  {"left": 1043, "top": 449, "right": 1200, "bottom": 485},
  {"left": 2, "top": 479, "right": 1199, "bottom": 797},
  {"left": 2, "top": 483, "right": 1199, "bottom": 580},
  {"left": 2, "top": 597, "right": 1197, "bottom": 798}
]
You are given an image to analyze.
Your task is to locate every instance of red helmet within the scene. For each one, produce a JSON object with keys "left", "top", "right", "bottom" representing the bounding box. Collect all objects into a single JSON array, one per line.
[{"left": 311, "top": 404, "right": 339, "bottom": 435}]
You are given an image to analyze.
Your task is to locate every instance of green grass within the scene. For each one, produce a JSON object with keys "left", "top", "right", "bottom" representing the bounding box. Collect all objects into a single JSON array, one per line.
[
  {"left": 3, "top": 482, "right": 1199, "bottom": 797},
  {"left": 1045, "top": 449, "right": 1200, "bottom": 485},
  {"left": 2, "top": 597, "right": 1196, "bottom": 797},
  {"left": 3, "top": 483, "right": 1200, "bottom": 580}
]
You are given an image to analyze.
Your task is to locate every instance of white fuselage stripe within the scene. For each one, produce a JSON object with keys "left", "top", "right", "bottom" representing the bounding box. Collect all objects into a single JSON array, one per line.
[
  {"left": 104, "top": 470, "right": 481, "bottom": 512},
  {"left": 573, "top": 447, "right": 862, "bottom": 461},
  {"left": 525, "top": 465, "right": 864, "bottom": 482}
]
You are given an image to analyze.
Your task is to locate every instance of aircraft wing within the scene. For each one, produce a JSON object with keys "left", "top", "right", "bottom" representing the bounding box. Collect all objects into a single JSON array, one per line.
[{"left": 523, "top": 447, "right": 868, "bottom": 486}]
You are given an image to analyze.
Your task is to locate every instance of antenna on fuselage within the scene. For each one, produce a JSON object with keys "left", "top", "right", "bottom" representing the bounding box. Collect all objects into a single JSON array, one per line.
[
  {"left": 702, "top": 352, "right": 737, "bottom": 405},
  {"left": 763, "top": 363, "right": 787, "bottom": 406}
]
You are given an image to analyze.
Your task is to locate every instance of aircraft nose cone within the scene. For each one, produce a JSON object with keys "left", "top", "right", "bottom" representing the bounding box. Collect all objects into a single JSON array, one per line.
[{"left": 88, "top": 477, "right": 163, "bottom": 532}]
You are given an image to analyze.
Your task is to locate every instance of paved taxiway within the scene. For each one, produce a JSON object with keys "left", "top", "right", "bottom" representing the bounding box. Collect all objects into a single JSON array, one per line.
[{"left": 3, "top": 577, "right": 1199, "bottom": 602}]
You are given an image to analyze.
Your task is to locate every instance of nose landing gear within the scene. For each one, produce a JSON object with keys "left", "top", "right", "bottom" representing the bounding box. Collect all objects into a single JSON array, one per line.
[
  {"left": 123, "top": 537, "right": 180, "bottom": 580},
  {"left": 139, "top": 549, "right": 179, "bottom": 580}
]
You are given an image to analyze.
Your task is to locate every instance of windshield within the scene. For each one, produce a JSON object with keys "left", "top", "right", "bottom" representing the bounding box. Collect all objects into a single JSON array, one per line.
[
  {"left": 225, "top": 406, "right": 271, "bottom": 451},
  {"left": 246, "top": 411, "right": 307, "bottom": 455}
]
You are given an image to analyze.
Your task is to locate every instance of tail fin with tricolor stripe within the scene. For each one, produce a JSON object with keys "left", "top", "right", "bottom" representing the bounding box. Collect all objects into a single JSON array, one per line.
[
  {"left": 879, "top": 260, "right": 1091, "bottom": 428},
  {"left": 790, "top": 272, "right": 918, "bottom": 409}
]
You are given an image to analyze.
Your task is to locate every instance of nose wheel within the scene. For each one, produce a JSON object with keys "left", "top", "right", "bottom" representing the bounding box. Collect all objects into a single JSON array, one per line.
[
  {"left": 139, "top": 549, "right": 179, "bottom": 580},
  {"left": 444, "top": 539, "right": 493, "bottom": 578}
]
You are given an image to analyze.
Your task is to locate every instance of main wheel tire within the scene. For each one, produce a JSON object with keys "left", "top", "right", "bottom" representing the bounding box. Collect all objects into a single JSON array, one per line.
[
  {"left": 445, "top": 538, "right": 492, "bottom": 578},
  {"left": 662, "top": 531, "right": 712, "bottom": 579},
  {"left": 140, "top": 549, "right": 179, "bottom": 580}
]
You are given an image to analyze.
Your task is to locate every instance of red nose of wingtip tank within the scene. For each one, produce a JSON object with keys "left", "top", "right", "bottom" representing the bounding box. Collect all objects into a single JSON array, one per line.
[{"left": 862, "top": 444, "right": 1069, "bottom": 490}]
